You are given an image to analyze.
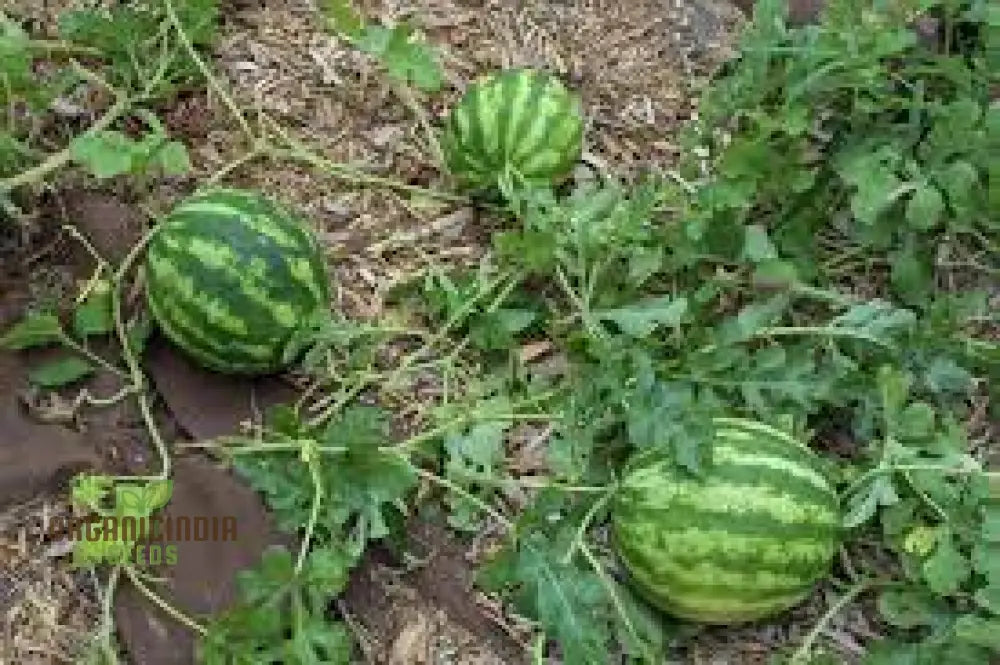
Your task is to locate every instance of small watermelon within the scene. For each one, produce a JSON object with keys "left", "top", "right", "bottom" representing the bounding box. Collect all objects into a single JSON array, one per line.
[
  {"left": 441, "top": 69, "right": 584, "bottom": 191},
  {"left": 611, "top": 417, "right": 841, "bottom": 624},
  {"left": 143, "top": 188, "right": 330, "bottom": 374}
]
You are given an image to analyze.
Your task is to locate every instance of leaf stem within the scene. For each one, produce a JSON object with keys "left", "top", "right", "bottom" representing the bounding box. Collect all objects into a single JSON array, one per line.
[
  {"left": 113, "top": 226, "right": 171, "bottom": 480},
  {"left": 123, "top": 565, "right": 208, "bottom": 636},
  {"left": 391, "top": 79, "right": 446, "bottom": 168},
  {"left": 408, "top": 463, "right": 514, "bottom": 530},
  {"left": 94, "top": 566, "right": 122, "bottom": 664},
  {"left": 789, "top": 579, "right": 875, "bottom": 664},
  {"left": 60, "top": 333, "right": 128, "bottom": 378},
  {"left": 579, "top": 541, "right": 656, "bottom": 664},
  {"left": 294, "top": 441, "right": 324, "bottom": 576},
  {"left": 562, "top": 490, "right": 613, "bottom": 565},
  {"left": 163, "top": 0, "right": 257, "bottom": 145},
  {"left": 0, "top": 91, "right": 131, "bottom": 192}
]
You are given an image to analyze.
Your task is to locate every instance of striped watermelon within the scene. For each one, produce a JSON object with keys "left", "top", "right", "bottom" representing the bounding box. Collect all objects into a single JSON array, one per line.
[
  {"left": 441, "top": 69, "right": 584, "bottom": 191},
  {"left": 611, "top": 417, "right": 841, "bottom": 624},
  {"left": 143, "top": 188, "right": 330, "bottom": 374}
]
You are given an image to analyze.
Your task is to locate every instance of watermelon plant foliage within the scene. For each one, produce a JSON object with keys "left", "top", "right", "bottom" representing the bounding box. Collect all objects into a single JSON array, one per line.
[{"left": 0, "top": 0, "right": 997, "bottom": 663}]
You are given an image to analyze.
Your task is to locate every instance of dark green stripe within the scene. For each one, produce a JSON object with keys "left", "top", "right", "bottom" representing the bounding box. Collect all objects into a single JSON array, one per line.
[
  {"left": 165, "top": 221, "right": 319, "bottom": 318},
  {"left": 146, "top": 282, "right": 271, "bottom": 372},
  {"left": 495, "top": 69, "right": 524, "bottom": 162},
  {"left": 147, "top": 244, "right": 285, "bottom": 346},
  {"left": 515, "top": 100, "right": 576, "bottom": 178},
  {"left": 507, "top": 71, "right": 551, "bottom": 155}
]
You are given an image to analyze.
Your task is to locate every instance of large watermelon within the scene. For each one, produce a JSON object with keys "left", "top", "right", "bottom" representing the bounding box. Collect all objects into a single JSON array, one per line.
[
  {"left": 611, "top": 417, "right": 841, "bottom": 624},
  {"left": 143, "top": 188, "right": 330, "bottom": 374},
  {"left": 441, "top": 68, "right": 584, "bottom": 191}
]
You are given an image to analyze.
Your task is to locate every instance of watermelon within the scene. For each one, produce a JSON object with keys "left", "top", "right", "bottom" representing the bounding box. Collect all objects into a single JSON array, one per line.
[
  {"left": 611, "top": 417, "right": 841, "bottom": 624},
  {"left": 441, "top": 68, "right": 584, "bottom": 191},
  {"left": 143, "top": 188, "right": 330, "bottom": 374}
]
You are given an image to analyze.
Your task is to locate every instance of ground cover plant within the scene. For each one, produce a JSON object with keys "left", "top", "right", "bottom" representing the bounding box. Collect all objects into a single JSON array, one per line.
[{"left": 0, "top": 0, "right": 997, "bottom": 663}]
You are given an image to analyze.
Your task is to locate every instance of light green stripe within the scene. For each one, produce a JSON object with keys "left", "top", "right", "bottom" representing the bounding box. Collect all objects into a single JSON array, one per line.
[
  {"left": 712, "top": 445, "right": 832, "bottom": 493},
  {"left": 286, "top": 256, "right": 324, "bottom": 312},
  {"left": 146, "top": 279, "right": 271, "bottom": 366},
  {"left": 714, "top": 417, "right": 813, "bottom": 454}
]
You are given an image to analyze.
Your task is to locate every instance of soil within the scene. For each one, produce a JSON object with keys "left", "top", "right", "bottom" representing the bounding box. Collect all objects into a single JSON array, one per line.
[
  {"left": 340, "top": 515, "right": 529, "bottom": 664},
  {"left": 112, "top": 456, "right": 291, "bottom": 665}
]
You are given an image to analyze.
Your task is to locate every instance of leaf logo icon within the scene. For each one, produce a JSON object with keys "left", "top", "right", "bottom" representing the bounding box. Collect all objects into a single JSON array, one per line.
[{"left": 115, "top": 480, "right": 173, "bottom": 518}]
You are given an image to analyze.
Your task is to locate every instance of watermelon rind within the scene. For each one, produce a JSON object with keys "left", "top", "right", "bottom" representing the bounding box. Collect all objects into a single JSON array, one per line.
[
  {"left": 143, "top": 188, "right": 330, "bottom": 374},
  {"left": 611, "top": 417, "right": 842, "bottom": 625},
  {"left": 441, "top": 68, "right": 584, "bottom": 192}
]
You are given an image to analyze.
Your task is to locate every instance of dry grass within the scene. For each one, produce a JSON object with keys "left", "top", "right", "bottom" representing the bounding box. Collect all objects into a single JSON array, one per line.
[{"left": 0, "top": 497, "right": 101, "bottom": 665}]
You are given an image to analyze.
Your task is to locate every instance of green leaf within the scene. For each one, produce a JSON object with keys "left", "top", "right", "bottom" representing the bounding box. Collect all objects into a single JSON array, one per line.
[
  {"left": 200, "top": 544, "right": 356, "bottom": 664},
  {"left": 973, "top": 585, "right": 1000, "bottom": 614},
  {"left": 28, "top": 356, "right": 95, "bottom": 388},
  {"left": 469, "top": 308, "right": 536, "bottom": 350},
  {"left": 923, "top": 534, "right": 971, "bottom": 596},
  {"left": 319, "top": 0, "right": 366, "bottom": 39},
  {"left": 741, "top": 224, "right": 778, "bottom": 262},
  {"left": 236, "top": 407, "right": 415, "bottom": 544},
  {"left": 848, "top": 167, "right": 903, "bottom": 225},
  {"left": 878, "top": 365, "right": 912, "bottom": 429},
  {"left": 303, "top": 544, "right": 356, "bottom": 597},
  {"left": 482, "top": 533, "right": 613, "bottom": 664},
  {"left": 905, "top": 184, "right": 945, "bottom": 230},
  {"left": 444, "top": 421, "right": 506, "bottom": 531},
  {"left": 982, "top": 504, "right": 1000, "bottom": 542},
  {"left": 716, "top": 295, "right": 789, "bottom": 344},
  {"left": 626, "top": 379, "right": 716, "bottom": 473},
  {"left": 70, "top": 131, "right": 137, "bottom": 179},
  {"left": 896, "top": 402, "right": 936, "bottom": 441},
  {"left": 0, "top": 312, "right": 66, "bottom": 349},
  {"left": 752, "top": 259, "right": 800, "bottom": 290},
  {"left": 844, "top": 475, "right": 899, "bottom": 529},
  {"left": 889, "top": 242, "right": 932, "bottom": 306},
  {"left": 925, "top": 356, "right": 973, "bottom": 396},
  {"left": 71, "top": 474, "right": 112, "bottom": 509},
  {"left": 356, "top": 23, "right": 443, "bottom": 92},
  {"left": 877, "top": 587, "right": 944, "bottom": 628},
  {"left": 154, "top": 141, "right": 192, "bottom": 175},
  {"left": 831, "top": 301, "right": 916, "bottom": 344},
  {"left": 73, "top": 284, "right": 113, "bottom": 337},
  {"left": 953, "top": 615, "right": 1000, "bottom": 651},
  {"left": 125, "top": 316, "right": 154, "bottom": 356},
  {"left": 596, "top": 295, "right": 687, "bottom": 338},
  {"left": 936, "top": 161, "right": 979, "bottom": 216}
]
